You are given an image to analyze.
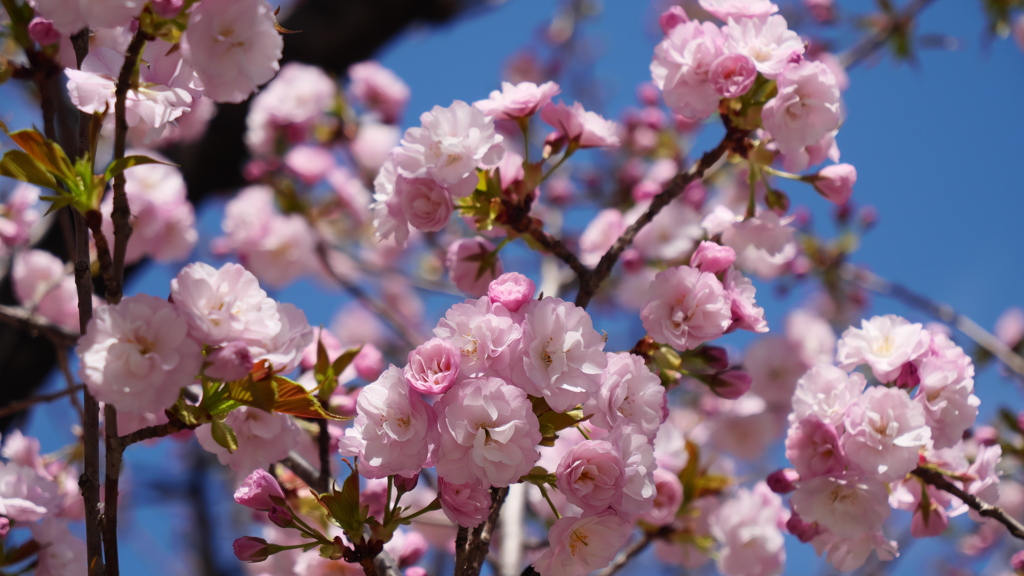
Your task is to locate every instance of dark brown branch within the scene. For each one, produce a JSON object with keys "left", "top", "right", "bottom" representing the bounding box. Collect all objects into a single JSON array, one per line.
[
  {"left": 912, "top": 466, "right": 1024, "bottom": 540},
  {"left": 280, "top": 451, "right": 324, "bottom": 492},
  {"left": 575, "top": 130, "right": 744, "bottom": 309},
  {"left": 0, "top": 303, "right": 78, "bottom": 347},
  {"left": 103, "top": 404, "right": 121, "bottom": 576},
  {"left": 0, "top": 384, "right": 84, "bottom": 419},
  {"left": 525, "top": 221, "right": 590, "bottom": 286},
  {"left": 114, "top": 415, "right": 200, "bottom": 448},
  {"left": 841, "top": 264, "right": 1024, "bottom": 379},
  {"left": 458, "top": 487, "right": 508, "bottom": 576},
  {"left": 317, "top": 420, "right": 331, "bottom": 495}
]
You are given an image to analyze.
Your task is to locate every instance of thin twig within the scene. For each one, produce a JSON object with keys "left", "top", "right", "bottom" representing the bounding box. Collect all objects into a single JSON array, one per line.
[
  {"left": 595, "top": 530, "right": 660, "bottom": 576},
  {"left": 912, "top": 466, "right": 1024, "bottom": 540},
  {"left": 576, "top": 129, "right": 743, "bottom": 309},
  {"left": 0, "top": 303, "right": 79, "bottom": 347},
  {"left": 839, "top": 0, "right": 939, "bottom": 70},
  {"left": 314, "top": 239, "right": 423, "bottom": 349},
  {"left": 841, "top": 264, "right": 1024, "bottom": 379},
  {"left": 55, "top": 347, "right": 85, "bottom": 420},
  {"left": 0, "top": 384, "right": 84, "bottom": 419}
]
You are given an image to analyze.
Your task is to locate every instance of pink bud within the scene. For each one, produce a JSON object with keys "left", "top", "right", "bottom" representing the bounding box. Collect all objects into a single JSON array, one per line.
[
  {"left": 973, "top": 425, "right": 999, "bottom": 447},
  {"left": 487, "top": 272, "right": 536, "bottom": 312},
  {"left": 28, "top": 18, "right": 61, "bottom": 46},
  {"left": 766, "top": 468, "right": 800, "bottom": 494},
  {"left": 700, "top": 346, "right": 730, "bottom": 371},
  {"left": 620, "top": 248, "right": 644, "bottom": 273},
  {"left": 267, "top": 505, "right": 293, "bottom": 528},
  {"left": 1012, "top": 549, "right": 1024, "bottom": 572},
  {"left": 205, "top": 341, "right": 254, "bottom": 382},
  {"left": 894, "top": 361, "right": 920, "bottom": 389},
  {"left": 404, "top": 338, "right": 460, "bottom": 395},
  {"left": 658, "top": 6, "right": 689, "bottom": 34},
  {"left": 637, "top": 83, "right": 661, "bottom": 107},
  {"left": 150, "top": 0, "right": 185, "bottom": 18},
  {"left": 0, "top": 517, "right": 8, "bottom": 539},
  {"left": 284, "top": 144, "right": 336, "bottom": 185},
  {"left": 813, "top": 164, "right": 857, "bottom": 205},
  {"left": 709, "top": 54, "right": 758, "bottom": 98},
  {"left": 354, "top": 343, "right": 385, "bottom": 381},
  {"left": 447, "top": 237, "right": 503, "bottom": 298},
  {"left": 233, "top": 536, "right": 271, "bottom": 563},
  {"left": 234, "top": 468, "right": 286, "bottom": 511},
  {"left": 394, "top": 472, "right": 419, "bottom": 493},
  {"left": 708, "top": 369, "right": 751, "bottom": 399},
  {"left": 690, "top": 241, "right": 736, "bottom": 274},
  {"left": 786, "top": 512, "right": 822, "bottom": 543},
  {"left": 858, "top": 205, "right": 878, "bottom": 230}
]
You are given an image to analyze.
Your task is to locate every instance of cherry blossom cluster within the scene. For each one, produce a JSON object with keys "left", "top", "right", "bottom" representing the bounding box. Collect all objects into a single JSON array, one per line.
[
  {"left": 0, "top": 431, "right": 87, "bottom": 573},
  {"left": 775, "top": 314, "right": 996, "bottom": 571},
  {"left": 49, "top": 0, "right": 282, "bottom": 142},
  {"left": 75, "top": 262, "right": 312, "bottom": 437}
]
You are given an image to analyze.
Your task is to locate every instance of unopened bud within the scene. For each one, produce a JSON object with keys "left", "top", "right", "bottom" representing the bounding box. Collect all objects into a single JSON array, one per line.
[
  {"left": 786, "top": 512, "right": 821, "bottom": 543},
  {"left": 394, "top": 472, "right": 419, "bottom": 493},
  {"left": 233, "top": 537, "right": 271, "bottom": 563},
  {"left": 766, "top": 468, "right": 799, "bottom": 494},
  {"left": 1011, "top": 550, "right": 1024, "bottom": 573},
  {"left": 267, "top": 505, "right": 293, "bottom": 528},
  {"left": 706, "top": 369, "right": 751, "bottom": 400}
]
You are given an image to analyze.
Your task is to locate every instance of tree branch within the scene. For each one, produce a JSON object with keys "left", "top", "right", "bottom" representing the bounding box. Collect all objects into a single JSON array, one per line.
[
  {"left": 840, "top": 264, "right": 1024, "bottom": 379},
  {"left": 912, "top": 466, "right": 1024, "bottom": 540},
  {"left": 0, "top": 303, "right": 78, "bottom": 347},
  {"left": 839, "top": 0, "right": 939, "bottom": 70},
  {"left": 0, "top": 384, "right": 84, "bottom": 419}
]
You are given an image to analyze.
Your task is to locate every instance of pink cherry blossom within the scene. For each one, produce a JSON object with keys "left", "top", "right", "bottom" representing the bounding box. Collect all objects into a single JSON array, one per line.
[
  {"left": 28, "top": 17, "right": 60, "bottom": 46},
  {"left": 720, "top": 211, "right": 798, "bottom": 279},
  {"left": 487, "top": 272, "right": 536, "bottom": 313},
  {"left": 404, "top": 338, "right": 461, "bottom": 395},
  {"left": 433, "top": 296, "right": 522, "bottom": 379},
  {"left": 0, "top": 460, "right": 61, "bottom": 522},
  {"left": 284, "top": 145, "right": 335, "bottom": 184},
  {"left": 532, "top": 511, "right": 631, "bottom": 576},
  {"left": 171, "top": 261, "right": 282, "bottom": 348},
  {"left": 184, "top": 0, "right": 283, "bottom": 103},
  {"left": 474, "top": 80, "right": 561, "bottom": 120},
  {"left": 791, "top": 364, "right": 866, "bottom": 427},
  {"left": 100, "top": 151, "right": 196, "bottom": 264},
  {"left": 396, "top": 175, "right": 454, "bottom": 232},
  {"left": 205, "top": 341, "right": 254, "bottom": 382},
  {"left": 723, "top": 15, "right": 804, "bottom": 78},
  {"left": 338, "top": 366, "right": 436, "bottom": 479},
  {"left": 437, "top": 478, "right": 491, "bottom": 528},
  {"left": 579, "top": 209, "right": 626, "bottom": 267},
  {"left": 658, "top": 6, "right": 689, "bottom": 34},
  {"left": 556, "top": 440, "right": 627, "bottom": 514},
  {"left": 639, "top": 469, "right": 684, "bottom": 526},
  {"left": 31, "top": 519, "right": 87, "bottom": 576},
  {"left": 791, "top": 475, "right": 890, "bottom": 538},
  {"left": 396, "top": 100, "right": 504, "bottom": 197},
  {"left": 249, "top": 303, "right": 313, "bottom": 374},
  {"left": 447, "top": 237, "right": 504, "bottom": 298},
  {"left": 785, "top": 415, "right": 848, "bottom": 479},
  {"left": 699, "top": 0, "right": 779, "bottom": 20},
  {"left": 631, "top": 199, "right": 704, "bottom": 262},
  {"left": 710, "top": 53, "right": 758, "bottom": 98},
  {"left": 842, "top": 386, "right": 931, "bottom": 482},
  {"left": 611, "top": 426, "right": 658, "bottom": 516},
  {"left": 511, "top": 297, "right": 608, "bottom": 412},
  {"left": 77, "top": 294, "right": 201, "bottom": 415},
  {"left": 540, "top": 101, "right": 620, "bottom": 149},
  {"left": 650, "top": 20, "right": 725, "bottom": 120},
  {"left": 745, "top": 337, "right": 806, "bottom": 404},
  {"left": 837, "top": 314, "right": 930, "bottom": 383},
  {"left": 762, "top": 61, "right": 842, "bottom": 157},
  {"left": 348, "top": 61, "right": 410, "bottom": 124},
  {"left": 811, "top": 530, "right": 899, "bottom": 572},
  {"left": 640, "top": 265, "right": 732, "bottom": 351},
  {"left": 814, "top": 163, "right": 857, "bottom": 205},
  {"left": 915, "top": 352, "right": 979, "bottom": 449},
  {"left": 584, "top": 353, "right": 665, "bottom": 440},
  {"left": 29, "top": 0, "right": 141, "bottom": 35},
  {"left": 196, "top": 407, "right": 304, "bottom": 473},
  {"left": 245, "top": 62, "right": 336, "bottom": 156},
  {"left": 723, "top": 268, "right": 769, "bottom": 334},
  {"left": 709, "top": 482, "right": 788, "bottom": 576},
  {"left": 786, "top": 309, "right": 836, "bottom": 366},
  {"left": 350, "top": 122, "right": 401, "bottom": 175},
  {"left": 371, "top": 155, "right": 411, "bottom": 246},
  {"left": 0, "top": 183, "right": 41, "bottom": 250},
  {"left": 433, "top": 377, "right": 541, "bottom": 487}
]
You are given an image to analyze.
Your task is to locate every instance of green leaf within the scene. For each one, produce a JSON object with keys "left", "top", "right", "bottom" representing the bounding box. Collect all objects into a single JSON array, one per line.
[
  {"left": 0, "top": 150, "right": 58, "bottom": 190},
  {"left": 210, "top": 418, "right": 238, "bottom": 453},
  {"left": 272, "top": 376, "right": 347, "bottom": 420},
  {"left": 315, "top": 471, "right": 365, "bottom": 535},
  {"left": 103, "top": 154, "right": 176, "bottom": 182},
  {"left": 6, "top": 129, "right": 76, "bottom": 182},
  {"left": 225, "top": 377, "right": 278, "bottom": 413}
]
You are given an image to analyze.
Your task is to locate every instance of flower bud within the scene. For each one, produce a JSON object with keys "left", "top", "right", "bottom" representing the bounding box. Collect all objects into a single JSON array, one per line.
[
  {"left": 234, "top": 468, "right": 286, "bottom": 511},
  {"left": 28, "top": 18, "right": 60, "bottom": 46},
  {"left": 690, "top": 241, "right": 735, "bottom": 274},
  {"left": 205, "top": 341, "right": 254, "bottom": 382},
  {"left": 786, "top": 512, "right": 821, "bottom": 543},
  {"left": 0, "top": 517, "right": 8, "bottom": 539},
  {"left": 706, "top": 369, "right": 751, "bottom": 400},
  {"left": 404, "top": 338, "right": 460, "bottom": 395},
  {"left": 1011, "top": 549, "right": 1024, "bottom": 573},
  {"left": 394, "top": 472, "right": 420, "bottom": 493},
  {"left": 812, "top": 163, "right": 856, "bottom": 205},
  {"left": 267, "top": 505, "right": 293, "bottom": 528},
  {"left": 910, "top": 504, "right": 948, "bottom": 538},
  {"left": 151, "top": 0, "right": 185, "bottom": 18},
  {"left": 233, "top": 537, "right": 271, "bottom": 563},
  {"left": 766, "top": 468, "right": 799, "bottom": 494},
  {"left": 894, "top": 361, "right": 919, "bottom": 389},
  {"left": 447, "top": 237, "right": 503, "bottom": 298},
  {"left": 973, "top": 425, "right": 999, "bottom": 447},
  {"left": 487, "top": 272, "right": 536, "bottom": 313}
]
